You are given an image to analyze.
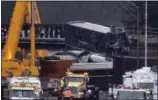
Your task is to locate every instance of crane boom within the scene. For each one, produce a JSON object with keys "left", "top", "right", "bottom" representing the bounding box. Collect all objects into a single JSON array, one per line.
[
  {"left": 3, "top": 1, "right": 41, "bottom": 61},
  {"left": 3, "top": 1, "right": 28, "bottom": 60},
  {"left": 2, "top": 1, "right": 44, "bottom": 78},
  {"left": 26, "top": 1, "right": 41, "bottom": 24},
  {"left": 30, "top": 1, "right": 36, "bottom": 66}
]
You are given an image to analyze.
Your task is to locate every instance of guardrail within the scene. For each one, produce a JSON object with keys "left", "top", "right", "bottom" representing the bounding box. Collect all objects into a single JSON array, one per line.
[
  {"left": 1, "top": 24, "right": 65, "bottom": 40},
  {"left": 124, "top": 26, "right": 158, "bottom": 35}
]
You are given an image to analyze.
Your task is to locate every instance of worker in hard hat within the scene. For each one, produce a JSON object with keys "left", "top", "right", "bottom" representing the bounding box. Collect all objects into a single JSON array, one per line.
[
  {"left": 60, "top": 77, "right": 65, "bottom": 91},
  {"left": 63, "top": 87, "right": 72, "bottom": 100},
  {"left": 59, "top": 77, "right": 65, "bottom": 100}
]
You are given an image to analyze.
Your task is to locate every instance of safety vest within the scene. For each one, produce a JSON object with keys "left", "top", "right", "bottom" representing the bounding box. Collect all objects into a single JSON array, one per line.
[
  {"left": 60, "top": 79, "right": 64, "bottom": 88},
  {"left": 63, "top": 90, "right": 72, "bottom": 97}
]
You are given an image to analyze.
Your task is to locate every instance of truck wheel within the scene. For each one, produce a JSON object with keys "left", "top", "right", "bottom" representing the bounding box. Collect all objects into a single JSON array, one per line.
[{"left": 22, "top": 69, "right": 31, "bottom": 76}]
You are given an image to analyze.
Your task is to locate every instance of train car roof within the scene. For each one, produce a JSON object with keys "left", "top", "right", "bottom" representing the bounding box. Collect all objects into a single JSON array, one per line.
[
  {"left": 70, "top": 62, "right": 113, "bottom": 71},
  {"left": 67, "top": 21, "right": 111, "bottom": 34}
]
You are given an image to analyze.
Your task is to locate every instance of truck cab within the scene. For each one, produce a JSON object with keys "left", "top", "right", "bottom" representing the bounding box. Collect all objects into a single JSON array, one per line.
[
  {"left": 62, "top": 72, "right": 88, "bottom": 99},
  {"left": 123, "top": 67, "right": 157, "bottom": 99},
  {"left": 4, "top": 87, "right": 35, "bottom": 100},
  {"left": 69, "top": 62, "right": 113, "bottom": 99},
  {"left": 109, "top": 66, "right": 157, "bottom": 100},
  {"left": 4, "top": 77, "right": 43, "bottom": 100},
  {"left": 116, "top": 88, "right": 152, "bottom": 100}
]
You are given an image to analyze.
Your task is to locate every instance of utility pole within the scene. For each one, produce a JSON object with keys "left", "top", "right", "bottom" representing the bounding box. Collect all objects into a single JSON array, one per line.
[
  {"left": 136, "top": 7, "right": 140, "bottom": 69},
  {"left": 145, "top": 1, "right": 148, "bottom": 67}
]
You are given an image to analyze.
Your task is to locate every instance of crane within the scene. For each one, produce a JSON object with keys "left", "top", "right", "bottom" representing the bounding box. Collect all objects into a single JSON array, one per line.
[
  {"left": 26, "top": 1, "right": 41, "bottom": 24},
  {"left": 26, "top": 1, "right": 49, "bottom": 60},
  {"left": 2, "top": 1, "right": 41, "bottom": 78}
]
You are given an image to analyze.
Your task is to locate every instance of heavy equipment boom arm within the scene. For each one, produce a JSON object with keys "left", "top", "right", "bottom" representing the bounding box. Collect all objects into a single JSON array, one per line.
[
  {"left": 26, "top": 1, "right": 41, "bottom": 24},
  {"left": 3, "top": 1, "right": 28, "bottom": 60},
  {"left": 3, "top": 1, "right": 41, "bottom": 61}
]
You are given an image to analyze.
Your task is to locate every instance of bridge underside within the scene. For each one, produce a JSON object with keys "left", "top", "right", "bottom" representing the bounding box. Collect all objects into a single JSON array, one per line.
[{"left": 1, "top": 38, "right": 65, "bottom": 50}]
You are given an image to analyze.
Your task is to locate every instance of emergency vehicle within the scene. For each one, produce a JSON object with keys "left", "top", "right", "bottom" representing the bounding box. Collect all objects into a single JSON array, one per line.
[
  {"left": 109, "top": 66, "right": 157, "bottom": 100},
  {"left": 123, "top": 66, "right": 157, "bottom": 99},
  {"left": 4, "top": 77, "right": 43, "bottom": 100}
]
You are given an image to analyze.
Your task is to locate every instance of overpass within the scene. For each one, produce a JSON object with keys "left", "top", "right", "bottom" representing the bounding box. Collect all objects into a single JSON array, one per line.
[{"left": 1, "top": 24, "right": 66, "bottom": 49}]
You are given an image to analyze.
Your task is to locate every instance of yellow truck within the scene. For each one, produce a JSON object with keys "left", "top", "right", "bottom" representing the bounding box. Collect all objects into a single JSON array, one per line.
[{"left": 62, "top": 71, "right": 88, "bottom": 99}]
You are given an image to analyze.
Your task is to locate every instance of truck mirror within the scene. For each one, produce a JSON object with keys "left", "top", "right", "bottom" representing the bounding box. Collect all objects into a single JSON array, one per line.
[
  {"left": 87, "top": 78, "right": 89, "bottom": 82},
  {"left": 40, "top": 91, "right": 43, "bottom": 95}
]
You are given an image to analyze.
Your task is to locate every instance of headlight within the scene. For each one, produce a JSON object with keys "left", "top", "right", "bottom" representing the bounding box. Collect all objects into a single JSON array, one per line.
[
  {"left": 87, "top": 85, "right": 95, "bottom": 88},
  {"left": 146, "top": 90, "right": 150, "bottom": 94},
  {"left": 88, "top": 90, "right": 92, "bottom": 93},
  {"left": 78, "top": 91, "right": 84, "bottom": 95}
]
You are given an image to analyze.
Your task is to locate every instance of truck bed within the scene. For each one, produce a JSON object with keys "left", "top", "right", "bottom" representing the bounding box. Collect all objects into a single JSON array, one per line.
[{"left": 39, "top": 59, "right": 76, "bottom": 96}]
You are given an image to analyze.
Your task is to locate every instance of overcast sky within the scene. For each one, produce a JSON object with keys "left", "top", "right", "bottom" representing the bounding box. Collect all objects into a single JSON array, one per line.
[{"left": 2, "top": 1, "right": 131, "bottom": 26}]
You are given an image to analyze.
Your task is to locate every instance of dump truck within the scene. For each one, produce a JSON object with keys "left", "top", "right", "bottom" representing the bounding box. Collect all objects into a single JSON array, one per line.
[
  {"left": 62, "top": 71, "right": 88, "bottom": 99},
  {"left": 39, "top": 58, "right": 77, "bottom": 97},
  {"left": 70, "top": 62, "right": 113, "bottom": 100}
]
